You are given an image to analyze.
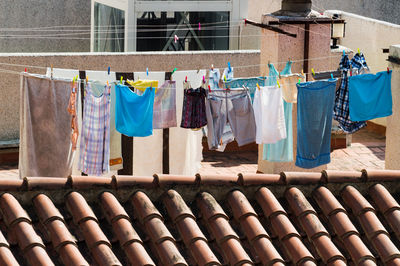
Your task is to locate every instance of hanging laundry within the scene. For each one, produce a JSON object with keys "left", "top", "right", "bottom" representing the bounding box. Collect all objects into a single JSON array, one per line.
[
  {"left": 278, "top": 61, "right": 303, "bottom": 103},
  {"left": 67, "top": 81, "right": 79, "bottom": 151},
  {"left": 349, "top": 70, "right": 392, "bottom": 121},
  {"left": 209, "top": 68, "right": 221, "bottom": 90},
  {"left": 333, "top": 53, "right": 368, "bottom": 133},
  {"left": 19, "top": 74, "right": 75, "bottom": 178},
  {"left": 154, "top": 80, "right": 177, "bottom": 129},
  {"left": 205, "top": 89, "right": 256, "bottom": 151},
  {"left": 86, "top": 70, "right": 123, "bottom": 171},
  {"left": 223, "top": 67, "right": 234, "bottom": 81},
  {"left": 115, "top": 84, "right": 155, "bottom": 137},
  {"left": 296, "top": 79, "right": 336, "bottom": 169},
  {"left": 78, "top": 83, "right": 111, "bottom": 176},
  {"left": 264, "top": 62, "right": 294, "bottom": 162},
  {"left": 224, "top": 77, "right": 266, "bottom": 102},
  {"left": 253, "top": 85, "right": 286, "bottom": 144},
  {"left": 180, "top": 85, "right": 207, "bottom": 129},
  {"left": 170, "top": 70, "right": 206, "bottom": 175}
]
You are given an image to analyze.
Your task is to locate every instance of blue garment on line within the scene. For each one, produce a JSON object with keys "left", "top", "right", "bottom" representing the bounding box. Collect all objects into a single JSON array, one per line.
[
  {"left": 349, "top": 70, "right": 392, "bottom": 121},
  {"left": 296, "top": 79, "right": 336, "bottom": 169},
  {"left": 115, "top": 84, "right": 155, "bottom": 137},
  {"left": 264, "top": 61, "right": 293, "bottom": 162}
]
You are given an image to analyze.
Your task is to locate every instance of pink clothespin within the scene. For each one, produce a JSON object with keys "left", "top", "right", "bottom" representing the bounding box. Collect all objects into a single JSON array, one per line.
[
  {"left": 24, "top": 68, "right": 27, "bottom": 72},
  {"left": 202, "top": 75, "right": 205, "bottom": 83},
  {"left": 185, "top": 76, "right": 187, "bottom": 83},
  {"left": 387, "top": 67, "right": 390, "bottom": 73},
  {"left": 244, "top": 19, "right": 247, "bottom": 26},
  {"left": 198, "top": 22, "right": 201, "bottom": 31},
  {"left": 174, "top": 35, "right": 179, "bottom": 43}
]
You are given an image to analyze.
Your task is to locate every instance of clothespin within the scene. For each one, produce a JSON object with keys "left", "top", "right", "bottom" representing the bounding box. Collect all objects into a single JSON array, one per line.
[
  {"left": 202, "top": 75, "right": 206, "bottom": 84},
  {"left": 171, "top": 67, "right": 177, "bottom": 76},
  {"left": 224, "top": 75, "right": 227, "bottom": 82},
  {"left": 357, "top": 48, "right": 360, "bottom": 54},
  {"left": 198, "top": 22, "right": 201, "bottom": 31},
  {"left": 174, "top": 35, "right": 179, "bottom": 43},
  {"left": 343, "top": 50, "right": 346, "bottom": 56},
  {"left": 75, "top": 75, "right": 79, "bottom": 82},
  {"left": 311, "top": 68, "right": 315, "bottom": 76},
  {"left": 146, "top": 67, "right": 149, "bottom": 76},
  {"left": 107, "top": 66, "right": 110, "bottom": 75},
  {"left": 298, "top": 79, "right": 301, "bottom": 84},
  {"left": 50, "top": 64, "right": 53, "bottom": 79},
  {"left": 120, "top": 76, "right": 123, "bottom": 84},
  {"left": 301, "top": 69, "right": 304, "bottom": 76},
  {"left": 227, "top": 62, "right": 232, "bottom": 72},
  {"left": 24, "top": 68, "right": 27, "bottom": 73},
  {"left": 244, "top": 19, "right": 247, "bottom": 26},
  {"left": 107, "top": 81, "right": 109, "bottom": 86},
  {"left": 277, "top": 80, "right": 280, "bottom": 88},
  {"left": 86, "top": 75, "right": 89, "bottom": 82},
  {"left": 185, "top": 76, "right": 187, "bottom": 83},
  {"left": 387, "top": 67, "right": 390, "bottom": 73},
  {"left": 256, "top": 83, "right": 261, "bottom": 91},
  {"left": 208, "top": 85, "right": 211, "bottom": 92},
  {"left": 331, "top": 73, "right": 334, "bottom": 79},
  {"left": 211, "top": 64, "right": 214, "bottom": 70}
]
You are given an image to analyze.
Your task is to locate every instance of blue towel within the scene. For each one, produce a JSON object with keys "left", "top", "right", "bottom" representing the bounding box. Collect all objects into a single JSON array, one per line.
[
  {"left": 264, "top": 62, "right": 293, "bottom": 162},
  {"left": 115, "top": 84, "right": 155, "bottom": 137},
  {"left": 349, "top": 70, "right": 392, "bottom": 121},
  {"left": 296, "top": 79, "right": 336, "bottom": 169}
]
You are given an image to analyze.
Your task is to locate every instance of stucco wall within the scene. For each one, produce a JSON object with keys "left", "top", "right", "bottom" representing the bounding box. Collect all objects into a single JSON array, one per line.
[
  {"left": 385, "top": 45, "right": 400, "bottom": 170},
  {"left": 313, "top": 0, "right": 400, "bottom": 25},
  {"left": 325, "top": 10, "right": 400, "bottom": 127},
  {"left": 0, "top": 50, "right": 260, "bottom": 141},
  {"left": 0, "top": 0, "right": 90, "bottom": 52}
]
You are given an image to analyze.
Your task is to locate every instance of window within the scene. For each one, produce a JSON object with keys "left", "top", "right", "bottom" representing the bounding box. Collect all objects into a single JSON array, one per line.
[
  {"left": 136, "top": 11, "right": 229, "bottom": 51},
  {"left": 94, "top": 3, "right": 125, "bottom": 52}
]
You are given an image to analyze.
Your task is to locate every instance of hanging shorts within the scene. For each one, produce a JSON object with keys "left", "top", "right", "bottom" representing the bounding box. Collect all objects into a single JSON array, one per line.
[
  {"left": 205, "top": 89, "right": 256, "bottom": 151},
  {"left": 180, "top": 87, "right": 207, "bottom": 129}
]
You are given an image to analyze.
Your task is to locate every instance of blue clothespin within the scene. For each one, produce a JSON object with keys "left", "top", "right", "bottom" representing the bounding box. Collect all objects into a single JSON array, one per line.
[
  {"left": 146, "top": 67, "right": 149, "bottom": 76},
  {"left": 331, "top": 73, "right": 334, "bottom": 79},
  {"left": 343, "top": 50, "right": 345, "bottom": 56},
  {"left": 227, "top": 62, "right": 232, "bottom": 72},
  {"left": 108, "top": 66, "right": 110, "bottom": 75}
]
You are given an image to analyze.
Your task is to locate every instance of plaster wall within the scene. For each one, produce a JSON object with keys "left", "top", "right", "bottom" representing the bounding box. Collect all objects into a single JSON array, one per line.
[
  {"left": 0, "top": 50, "right": 260, "bottom": 141},
  {"left": 0, "top": 0, "right": 90, "bottom": 53},
  {"left": 325, "top": 10, "right": 400, "bottom": 127},
  {"left": 257, "top": 21, "right": 344, "bottom": 174},
  {"left": 385, "top": 45, "right": 400, "bottom": 170}
]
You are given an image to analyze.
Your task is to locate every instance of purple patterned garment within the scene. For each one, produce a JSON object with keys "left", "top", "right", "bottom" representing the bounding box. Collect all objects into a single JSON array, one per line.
[
  {"left": 78, "top": 83, "right": 111, "bottom": 175},
  {"left": 180, "top": 87, "right": 207, "bottom": 129}
]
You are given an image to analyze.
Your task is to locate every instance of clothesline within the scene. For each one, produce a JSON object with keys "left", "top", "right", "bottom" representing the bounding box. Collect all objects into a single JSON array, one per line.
[{"left": 0, "top": 54, "right": 346, "bottom": 74}]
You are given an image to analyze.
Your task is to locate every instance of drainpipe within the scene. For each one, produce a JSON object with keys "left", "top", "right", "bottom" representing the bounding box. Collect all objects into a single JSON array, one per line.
[{"left": 303, "top": 22, "right": 310, "bottom": 81}]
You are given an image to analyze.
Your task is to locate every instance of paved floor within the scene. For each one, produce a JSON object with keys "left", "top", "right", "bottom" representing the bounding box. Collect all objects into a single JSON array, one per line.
[
  {"left": 0, "top": 128, "right": 386, "bottom": 178},
  {"left": 199, "top": 128, "right": 386, "bottom": 175}
]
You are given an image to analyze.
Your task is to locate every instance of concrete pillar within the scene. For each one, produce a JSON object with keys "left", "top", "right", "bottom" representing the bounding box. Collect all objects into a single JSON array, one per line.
[
  {"left": 385, "top": 45, "right": 400, "bottom": 170},
  {"left": 257, "top": 15, "right": 339, "bottom": 173}
]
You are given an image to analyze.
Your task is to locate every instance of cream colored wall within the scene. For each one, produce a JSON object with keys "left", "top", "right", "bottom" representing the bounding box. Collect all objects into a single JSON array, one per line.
[
  {"left": 325, "top": 10, "right": 400, "bottom": 127},
  {"left": 385, "top": 45, "right": 400, "bottom": 170},
  {"left": 0, "top": 51, "right": 260, "bottom": 141}
]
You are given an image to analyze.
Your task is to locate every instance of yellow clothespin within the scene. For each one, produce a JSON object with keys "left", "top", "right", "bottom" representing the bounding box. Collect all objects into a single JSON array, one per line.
[
  {"left": 107, "top": 80, "right": 109, "bottom": 86},
  {"left": 86, "top": 75, "right": 89, "bottom": 82},
  {"left": 301, "top": 69, "right": 304, "bottom": 77},
  {"left": 256, "top": 83, "right": 261, "bottom": 90},
  {"left": 75, "top": 75, "right": 79, "bottom": 82},
  {"left": 277, "top": 80, "right": 280, "bottom": 88},
  {"left": 357, "top": 48, "right": 360, "bottom": 54},
  {"left": 311, "top": 68, "right": 315, "bottom": 76},
  {"left": 120, "top": 76, "right": 123, "bottom": 84},
  {"left": 224, "top": 75, "right": 227, "bottom": 82}
]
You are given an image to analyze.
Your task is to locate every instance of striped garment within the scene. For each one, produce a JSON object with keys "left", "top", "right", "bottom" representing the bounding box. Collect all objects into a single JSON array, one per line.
[{"left": 78, "top": 83, "right": 111, "bottom": 175}]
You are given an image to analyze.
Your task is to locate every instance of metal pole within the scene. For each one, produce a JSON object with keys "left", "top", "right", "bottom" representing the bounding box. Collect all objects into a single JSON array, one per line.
[{"left": 303, "top": 22, "right": 310, "bottom": 81}]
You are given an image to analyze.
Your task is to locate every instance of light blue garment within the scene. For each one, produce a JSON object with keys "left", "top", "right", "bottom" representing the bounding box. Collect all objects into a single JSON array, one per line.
[
  {"left": 295, "top": 79, "right": 336, "bottom": 169},
  {"left": 115, "top": 84, "right": 155, "bottom": 137},
  {"left": 349, "top": 70, "right": 392, "bottom": 121},
  {"left": 264, "top": 62, "right": 294, "bottom": 162},
  {"left": 224, "top": 77, "right": 266, "bottom": 102},
  {"left": 209, "top": 69, "right": 220, "bottom": 90}
]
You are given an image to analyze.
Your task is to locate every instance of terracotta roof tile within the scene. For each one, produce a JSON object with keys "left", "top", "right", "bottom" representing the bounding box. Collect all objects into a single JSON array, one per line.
[{"left": 1, "top": 170, "right": 400, "bottom": 264}]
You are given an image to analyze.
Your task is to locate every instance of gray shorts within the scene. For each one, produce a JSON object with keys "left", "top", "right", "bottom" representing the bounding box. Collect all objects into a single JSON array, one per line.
[{"left": 205, "top": 89, "right": 256, "bottom": 151}]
